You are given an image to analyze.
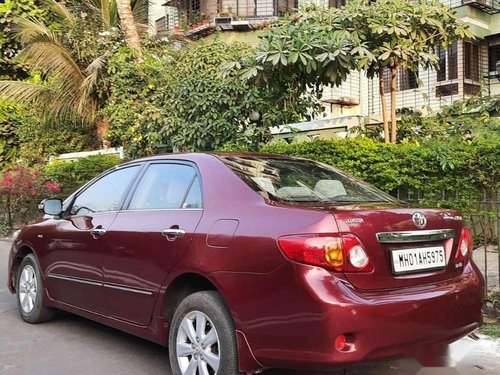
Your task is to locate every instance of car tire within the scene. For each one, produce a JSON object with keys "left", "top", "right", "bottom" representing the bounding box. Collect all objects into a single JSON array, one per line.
[
  {"left": 169, "top": 290, "right": 242, "bottom": 375},
  {"left": 16, "top": 254, "right": 55, "bottom": 324}
]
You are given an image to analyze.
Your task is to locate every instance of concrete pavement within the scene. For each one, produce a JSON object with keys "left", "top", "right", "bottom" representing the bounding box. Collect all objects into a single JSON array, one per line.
[{"left": 1, "top": 239, "right": 499, "bottom": 375}]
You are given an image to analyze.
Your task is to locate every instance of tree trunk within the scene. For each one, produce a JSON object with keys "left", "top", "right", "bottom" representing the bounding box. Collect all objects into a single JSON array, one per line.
[
  {"left": 390, "top": 67, "right": 398, "bottom": 143},
  {"left": 101, "top": 0, "right": 110, "bottom": 30},
  {"left": 96, "top": 118, "right": 111, "bottom": 149},
  {"left": 378, "top": 67, "right": 390, "bottom": 144},
  {"left": 116, "top": 0, "right": 142, "bottom": 58}
]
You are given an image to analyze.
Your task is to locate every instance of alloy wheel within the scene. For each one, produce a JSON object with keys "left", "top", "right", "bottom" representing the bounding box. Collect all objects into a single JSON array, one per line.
[
  {"left": 19, "top": 264, "right": 37, "bottom": 313},
  {"left": 176, "top": 310, "right": 220, "bottom": 375}
]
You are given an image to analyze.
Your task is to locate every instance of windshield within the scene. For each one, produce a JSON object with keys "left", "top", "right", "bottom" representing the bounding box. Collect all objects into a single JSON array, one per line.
[{"left": 220, "top": 155, "right": 397, "bottom": 204}]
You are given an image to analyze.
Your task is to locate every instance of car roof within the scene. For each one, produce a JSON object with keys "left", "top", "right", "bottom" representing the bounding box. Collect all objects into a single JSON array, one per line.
[{"left": 119, "top": 151, "right": 297, "bottom": 166}]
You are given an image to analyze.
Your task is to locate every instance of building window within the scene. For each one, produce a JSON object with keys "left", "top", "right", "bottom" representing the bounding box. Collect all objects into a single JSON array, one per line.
[
  {"left": 155, "top": 16, "right": 166, "bottom": 33},
  {"left": 463, "top": 83, "right": 481, "bottom": 96},
  {"left": 436, "top": 83, "right": 459, "bottom": 97},
  {"left": 488, "top": 44, "right": 500, "bottom": 73},
  {"left": 383, "top": 68, "right": 418, "bottom": 92},
  {"left": 399, "top": 69, "right": 418, "bottom": 91},
  {"left": 329, "top": 0, "right": 347, "bottom": 8},
  {"left": 437, "top": 41, "right": 458, "bottom": 82},
  {"left": 437, "top": 46, "right": 446, "bottom": 81},
  {"left": 464, "top": 42, "right": 480, "bottom": 81}
]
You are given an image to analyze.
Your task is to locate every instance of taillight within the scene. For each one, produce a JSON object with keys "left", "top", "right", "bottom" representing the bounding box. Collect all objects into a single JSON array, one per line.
[
  {"left": 277, "top": 234, "right": 373, "bottom": 273},
  {"left": 342, "top": 233, "right": 372, "bottom": 272},
  {"left": 456, "top": 227, "right": 473, "bottom": 262}
]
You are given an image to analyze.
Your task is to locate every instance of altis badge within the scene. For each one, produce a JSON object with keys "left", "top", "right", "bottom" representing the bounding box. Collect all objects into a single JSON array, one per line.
[{"left": 345, "top": 218, "right": 364, "bottom": 224}]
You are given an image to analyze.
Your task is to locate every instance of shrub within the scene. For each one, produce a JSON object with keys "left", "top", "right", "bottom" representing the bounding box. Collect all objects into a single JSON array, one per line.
[
  {"left": 0, "top": 165, "right": 61, "bottom": 227},
  {"left": 262, "top": 138, "right": 499, "bottom": 217},
  {"left": 0, "top": 155, "right": 122, "bottom": 228},
  {"left": 42, "top": 154, "right": 122, "bottom": 197}
]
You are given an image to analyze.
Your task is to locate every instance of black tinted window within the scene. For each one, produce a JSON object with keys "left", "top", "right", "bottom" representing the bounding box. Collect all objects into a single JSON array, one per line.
[
  {"left": 221, "top": 156, "right": 396, "bottom": 204},
  {"left": 129, "top": 164, "right": 200, "bottom": 210},
  {"left": 71, "top": 166, "right": 139, "bottom": 216}
]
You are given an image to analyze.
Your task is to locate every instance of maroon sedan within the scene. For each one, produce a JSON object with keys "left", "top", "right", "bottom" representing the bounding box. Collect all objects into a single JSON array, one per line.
[{"left": 8, "top": 153, "right": 483, "bottom": 374}]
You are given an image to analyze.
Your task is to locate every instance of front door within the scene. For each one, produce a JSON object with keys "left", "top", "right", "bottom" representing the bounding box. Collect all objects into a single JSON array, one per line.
[
  {"left": 44, "top": 165, "right": 141, "bottom": 313},
  {"left": 102, "top": 162, "right": 203, "bottom": 325}
]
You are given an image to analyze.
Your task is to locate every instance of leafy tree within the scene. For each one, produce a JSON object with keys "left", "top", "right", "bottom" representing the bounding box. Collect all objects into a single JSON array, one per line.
[
  {"left": 0, "top": 0, "right": 46, "bottom": 79},
  {"left": 0, "top": 99, "right": 20, "bottom": 170},
  {"left": 0, "top": 0, "right": 148, "bottom": 126},
  {"left": 338, "top": 0, "right": 470, "bottom": 143},
  {"left": 230, "top": 6, "right": 373, "bottom": 109},
  {"left": 247, "top": 2, "right": 470, "bottom": 143},
  {"left": 103, "top": 41, "right": 319, "bottom": 156},
  {"left": 0, "top": 97, "right": 97, "bottom": 168}
]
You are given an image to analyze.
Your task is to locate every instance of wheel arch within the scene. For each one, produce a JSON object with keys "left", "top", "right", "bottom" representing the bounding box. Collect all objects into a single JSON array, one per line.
[
  {"left": 162, "top": 272, "right": 219, "bottom": 325},
  {"left": 161, "top": 271, "right": 263, "bottom": 373},
  {"left": 9, "top": 244, "right": 36, "bottom": 293}
]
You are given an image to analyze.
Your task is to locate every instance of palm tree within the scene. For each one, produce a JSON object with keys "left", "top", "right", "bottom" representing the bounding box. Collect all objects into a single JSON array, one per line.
[
  {"left": 115, "top": 0, "right": 143, "bottom": 56},
  {"left": 86, "top": 0, "right": 149, "bottom": 31},
  {"left": 0, "top": 0, "right": 148, "bottom": 125}
]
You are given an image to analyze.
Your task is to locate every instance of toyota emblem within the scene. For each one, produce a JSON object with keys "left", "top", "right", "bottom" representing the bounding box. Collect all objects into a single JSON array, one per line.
[{"left": 412, "top": 212, "right": 427, "bottom": 229}]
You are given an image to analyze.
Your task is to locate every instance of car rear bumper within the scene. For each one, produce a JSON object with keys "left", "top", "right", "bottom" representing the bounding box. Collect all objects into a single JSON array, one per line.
[{"left": 253, "top": 261, "right": 484, "bottom": 369}]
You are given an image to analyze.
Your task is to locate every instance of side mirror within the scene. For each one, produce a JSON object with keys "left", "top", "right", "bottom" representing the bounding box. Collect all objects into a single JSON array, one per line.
[{"left": 39, "top": 198, "right": 63, "bottom": 216}]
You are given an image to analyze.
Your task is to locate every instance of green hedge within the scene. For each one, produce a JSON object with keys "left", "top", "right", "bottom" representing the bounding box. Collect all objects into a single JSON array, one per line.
[
  {"left": 42, "top": 155, "right": 122, "bottom": 197},
  {"left": 262, "top": 138, "right": 499, "bottom": 211}
]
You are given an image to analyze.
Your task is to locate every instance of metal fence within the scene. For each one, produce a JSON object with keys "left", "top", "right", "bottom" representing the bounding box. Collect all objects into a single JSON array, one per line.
[
  {"left": 398, "top": 189, "right": 500, "bottom": 291},
  {"left": 0, "top": 194, "right": 12, "bottom": 227}
]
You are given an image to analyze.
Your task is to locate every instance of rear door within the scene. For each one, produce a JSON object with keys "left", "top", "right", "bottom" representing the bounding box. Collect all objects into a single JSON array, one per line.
[
  {"left": 45, "top": 165, "right": 141, "bottom": 313},
  {"left": 102, "top": 162, "right": 203, "bottom": 325}
]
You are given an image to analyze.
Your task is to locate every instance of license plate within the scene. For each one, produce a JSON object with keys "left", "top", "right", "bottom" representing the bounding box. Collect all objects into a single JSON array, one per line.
[{"left": 390, "top": 246, "right": 446, "bottom": 275}]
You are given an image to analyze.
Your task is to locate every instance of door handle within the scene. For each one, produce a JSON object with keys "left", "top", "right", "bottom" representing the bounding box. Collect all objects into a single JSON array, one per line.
[
  {"left": 161, "top": 228, "right": 185, "bottom": 241},
  {"left": 90, "top": 228, "right": 106, "bottom": 238}
]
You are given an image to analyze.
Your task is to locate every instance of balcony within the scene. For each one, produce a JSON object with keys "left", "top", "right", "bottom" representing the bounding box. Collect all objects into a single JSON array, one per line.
[
  {"left": 157, "top": 0, "right": 297, "bottom": 39},
  {"left": 458, "top": 0, "right": 500, "bottom": 14}
]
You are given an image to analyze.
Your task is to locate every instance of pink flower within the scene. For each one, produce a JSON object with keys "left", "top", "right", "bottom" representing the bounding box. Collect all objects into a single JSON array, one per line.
[
  {"left": 1, "top": 173, "right": 14, "bottom": 188},
  {"left": 45, "top": 181, "right": 61, "bottom": 193}
]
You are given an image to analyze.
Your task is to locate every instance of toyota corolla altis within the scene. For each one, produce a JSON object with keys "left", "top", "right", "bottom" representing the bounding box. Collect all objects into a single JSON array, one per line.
[{"left": 7, "top": 153, "right": 484, "bottom": 375}]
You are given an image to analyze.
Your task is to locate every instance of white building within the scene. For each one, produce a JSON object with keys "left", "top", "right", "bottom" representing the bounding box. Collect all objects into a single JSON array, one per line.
[{"left": 148, "top": 0, "right": 500, "bottom": 134}]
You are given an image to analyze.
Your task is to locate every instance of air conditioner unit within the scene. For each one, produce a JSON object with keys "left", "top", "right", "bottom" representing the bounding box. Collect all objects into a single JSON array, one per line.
[{"left": 214, "top": 17, "right": 234, "bottom": 30}]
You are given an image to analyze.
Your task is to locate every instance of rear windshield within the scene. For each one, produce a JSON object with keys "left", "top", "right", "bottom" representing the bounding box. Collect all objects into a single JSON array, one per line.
[{"left": 220, "top": 155, "right": 396, "bottom": 204}]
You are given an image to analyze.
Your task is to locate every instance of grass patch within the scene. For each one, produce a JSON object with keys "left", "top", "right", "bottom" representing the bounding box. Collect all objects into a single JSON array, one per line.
[{"left": 480, "top": 323, "right": 500, "bottom": 338}]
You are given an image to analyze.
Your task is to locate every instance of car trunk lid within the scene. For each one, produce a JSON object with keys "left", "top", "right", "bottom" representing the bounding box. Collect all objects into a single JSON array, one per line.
[{"left": 329, "top": 204, "right": 465, "bottom": 290}]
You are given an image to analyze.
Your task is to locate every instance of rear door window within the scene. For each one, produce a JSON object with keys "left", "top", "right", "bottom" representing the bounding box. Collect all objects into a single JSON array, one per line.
[{"left": 128, "top": 164, "right": 202, "bottom": 210}]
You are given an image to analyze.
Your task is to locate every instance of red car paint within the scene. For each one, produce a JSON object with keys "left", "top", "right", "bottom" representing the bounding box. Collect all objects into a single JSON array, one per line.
[{"left": 7, "top": 153, "right": 484, "bottom": 373}]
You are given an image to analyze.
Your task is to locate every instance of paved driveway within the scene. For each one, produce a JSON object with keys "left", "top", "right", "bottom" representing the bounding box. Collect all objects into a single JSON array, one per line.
[{"left": 0, "top": 239, "right": 499, "bottom": 375}]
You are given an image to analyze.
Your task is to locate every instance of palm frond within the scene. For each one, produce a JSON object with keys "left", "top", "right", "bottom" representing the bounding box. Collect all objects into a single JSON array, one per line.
[
  {"left": 12, "top": 17, "right": 59, "bottom": 45},
  {"left": 17, "top": 38, "right": 85, "bottom": 93},
  {"left": 109, "top": 0, "right": 119, "bottom": 26},
  {"left": 79, "top": 53, "right": 109, "bottom": 113},
  {"left": 45, "top": 0, "right": 76, "bottom": 26},
  {"left": 0, "top": 81, "right": 95, "bottom": 124}
]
